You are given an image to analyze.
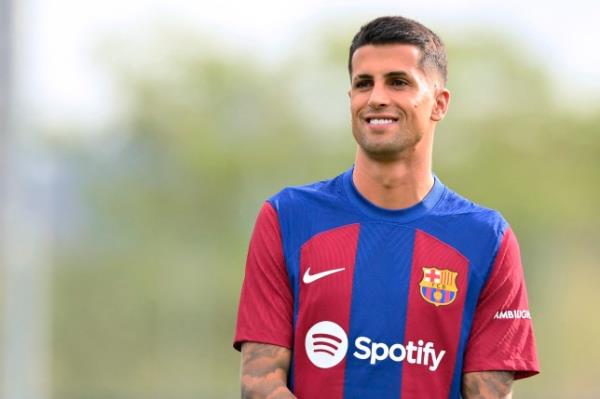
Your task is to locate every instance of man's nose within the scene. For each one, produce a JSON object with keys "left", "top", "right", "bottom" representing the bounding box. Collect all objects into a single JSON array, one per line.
[{"left": 367, "top": 82, "right": 390, "bottom": 109}]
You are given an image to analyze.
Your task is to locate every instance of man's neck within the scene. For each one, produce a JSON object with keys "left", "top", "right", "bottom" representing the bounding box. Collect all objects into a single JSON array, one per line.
[{"left": 352, "top": 149, "right": 434, "bottom": 210}]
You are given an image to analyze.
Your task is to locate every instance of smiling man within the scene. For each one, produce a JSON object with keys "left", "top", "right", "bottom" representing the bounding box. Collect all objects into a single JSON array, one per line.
[{"left": 234, "top": 16, "right": 539, "bottom": 399}]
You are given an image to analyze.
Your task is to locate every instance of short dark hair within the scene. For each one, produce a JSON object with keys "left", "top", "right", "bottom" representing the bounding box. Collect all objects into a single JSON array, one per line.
[{"left": 348, "top": 16, "right": 447, "bottom": 83}]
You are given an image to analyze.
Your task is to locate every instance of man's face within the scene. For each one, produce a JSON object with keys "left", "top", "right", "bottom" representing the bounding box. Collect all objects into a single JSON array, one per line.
[{"left": 349, "top": 44, "right": 445, "bottom": 161}]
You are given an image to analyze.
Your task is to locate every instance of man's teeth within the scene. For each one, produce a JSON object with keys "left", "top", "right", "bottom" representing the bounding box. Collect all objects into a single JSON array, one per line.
[{"left": 369, "top": 119, "right": 394, "bottom": 125}]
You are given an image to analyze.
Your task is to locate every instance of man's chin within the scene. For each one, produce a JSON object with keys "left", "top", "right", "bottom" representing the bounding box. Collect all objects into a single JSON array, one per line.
[
  {"left": 356, "top": 136, "right": 416, "bottom": 156},
  {"left": 359, "top": 145, "right": 415, "bottom": 162}
]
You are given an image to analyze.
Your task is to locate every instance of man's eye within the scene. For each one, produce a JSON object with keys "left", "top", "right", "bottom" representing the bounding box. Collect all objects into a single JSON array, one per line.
[
  {"left": 390, "top": 79, "right": 408, "bottom": 87},
  {"left": 354, "top": 80, "right": 372, "bottom": 89}
]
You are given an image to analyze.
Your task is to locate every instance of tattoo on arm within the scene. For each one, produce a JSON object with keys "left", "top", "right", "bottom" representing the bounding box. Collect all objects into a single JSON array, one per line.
[
  {"left": 462, "top": 371, "right": 514, "bottom": 399},
  {"left": 241, "top": 342, "right": 296, "bottom": 399}
]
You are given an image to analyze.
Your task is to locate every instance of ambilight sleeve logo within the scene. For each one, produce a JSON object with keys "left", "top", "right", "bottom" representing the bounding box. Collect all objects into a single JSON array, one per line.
[{"left": 305, "top": 321, "right": 348, "bottom": 368}]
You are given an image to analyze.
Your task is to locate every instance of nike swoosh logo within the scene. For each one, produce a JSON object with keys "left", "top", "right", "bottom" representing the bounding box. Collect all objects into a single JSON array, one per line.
[{"left": 303, "top": 267, "right": 346, "bottom": 284}]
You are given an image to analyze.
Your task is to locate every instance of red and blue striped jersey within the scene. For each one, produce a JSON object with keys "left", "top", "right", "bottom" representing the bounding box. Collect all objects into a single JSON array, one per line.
[{"left": 234, "top": 168, "right": 539, "bottom": 398}]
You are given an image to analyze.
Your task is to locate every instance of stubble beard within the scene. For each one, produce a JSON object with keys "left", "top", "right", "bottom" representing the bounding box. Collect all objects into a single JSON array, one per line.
[{"left": 352, "top": 123, "right": 423, "bottom": 162}]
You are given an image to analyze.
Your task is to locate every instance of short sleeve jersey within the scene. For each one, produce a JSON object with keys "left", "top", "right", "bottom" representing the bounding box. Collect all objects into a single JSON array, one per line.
[{"left": 234, "top": 168, "right": 539, "bottom": 399}]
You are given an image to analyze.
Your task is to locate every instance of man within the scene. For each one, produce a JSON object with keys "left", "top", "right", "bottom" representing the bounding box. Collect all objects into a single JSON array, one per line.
[{"left": 233, "top": 16, "right": 539, "bottom": 399}]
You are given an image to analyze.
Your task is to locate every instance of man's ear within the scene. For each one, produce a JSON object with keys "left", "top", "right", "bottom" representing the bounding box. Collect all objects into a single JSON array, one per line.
[{"left": 431, "top": 87, "right": 450, "bottom": 122}]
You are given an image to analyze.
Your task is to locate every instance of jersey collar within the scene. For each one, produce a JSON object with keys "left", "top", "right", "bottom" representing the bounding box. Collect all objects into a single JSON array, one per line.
[{"left": 342, "top": 166, "right": 446, "bottom": 223}]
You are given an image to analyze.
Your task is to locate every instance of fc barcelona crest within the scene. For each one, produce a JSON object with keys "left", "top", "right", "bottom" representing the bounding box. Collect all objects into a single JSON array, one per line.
[{"left": 419, "top": 267, "right": 458, "bottom": 306}]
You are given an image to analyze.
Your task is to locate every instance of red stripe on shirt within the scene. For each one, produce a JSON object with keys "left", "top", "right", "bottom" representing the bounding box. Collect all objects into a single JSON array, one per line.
[
  {"left": 293, "top": 224, "right": 360, "bottom": 399},
  {"left": 400, "top": 229, "right": 470, "bottom": 398}
]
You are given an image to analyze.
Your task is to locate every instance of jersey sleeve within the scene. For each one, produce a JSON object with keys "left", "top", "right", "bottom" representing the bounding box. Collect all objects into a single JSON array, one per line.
[
  {"left": 233, "top": 201, "right": 293, "bottom": 351},
  {"left": 462, "top": 227, "right": 540, "bottom": 379}
]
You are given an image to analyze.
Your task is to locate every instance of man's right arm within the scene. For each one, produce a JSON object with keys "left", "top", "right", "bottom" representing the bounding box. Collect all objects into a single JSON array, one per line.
[{"left": 241, "top": 342, "right": 296, "bottom": 399}]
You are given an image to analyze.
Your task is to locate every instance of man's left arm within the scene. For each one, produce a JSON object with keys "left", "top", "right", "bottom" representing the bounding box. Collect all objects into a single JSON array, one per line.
[
  {"left": 462, "top": 227, "right": 539, "bottom": 394},
  {"left": 462, "top": 371, "right": 514, "bottom": 399}
]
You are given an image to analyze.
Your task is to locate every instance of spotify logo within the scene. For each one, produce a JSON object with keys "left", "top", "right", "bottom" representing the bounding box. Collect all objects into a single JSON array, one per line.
[{"left": 305, "top": 321, "right": 348, "bottom": 369}]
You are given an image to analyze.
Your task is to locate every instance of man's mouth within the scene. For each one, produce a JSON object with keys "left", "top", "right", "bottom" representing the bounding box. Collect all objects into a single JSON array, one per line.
[
  {"left": 366, "top": 117, "right": 398, "bottom": 125},
  {"left": 368, "top": 118, "right": 396, "bottom": 125}
]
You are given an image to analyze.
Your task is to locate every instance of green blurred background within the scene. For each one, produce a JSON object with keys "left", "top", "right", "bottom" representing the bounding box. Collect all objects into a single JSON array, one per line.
[{"left": 1, "top": 2, "right": 599, "bottom": 398}]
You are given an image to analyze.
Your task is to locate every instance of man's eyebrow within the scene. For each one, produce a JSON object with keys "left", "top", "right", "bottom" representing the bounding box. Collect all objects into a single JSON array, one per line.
[
  {"left": 352, "top": 71, "right": 411, "bottom": 81},
  {"left": 353, "top": 74, "right": 373, "bottom": 82},
  {"left": 385, "top": 71, "right": 410, "bottom": 78}
]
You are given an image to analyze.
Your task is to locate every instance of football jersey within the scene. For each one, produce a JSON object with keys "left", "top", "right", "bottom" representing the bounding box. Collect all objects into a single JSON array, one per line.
[{"left": 234, "top": 167, "right": 539, "bottom": 399}]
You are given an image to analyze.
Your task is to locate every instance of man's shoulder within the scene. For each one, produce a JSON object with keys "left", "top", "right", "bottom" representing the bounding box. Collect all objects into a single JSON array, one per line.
[
  {"left": 267, "top": 170, "right": 347, "bottom": 211},
  {"left": 434, "top": 184, "right": 509, "bottom": 236}
]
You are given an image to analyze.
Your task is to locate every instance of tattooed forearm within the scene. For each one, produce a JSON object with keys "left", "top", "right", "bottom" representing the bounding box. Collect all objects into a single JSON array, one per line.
[
  {"left": 241, "top": 342, "right": 296, "bottom": 399},
  {"left": 462, "top": 371, "right": 514, "bottom": 399}
]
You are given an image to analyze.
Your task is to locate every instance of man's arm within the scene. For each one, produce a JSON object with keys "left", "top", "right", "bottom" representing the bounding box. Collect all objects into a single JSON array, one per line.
[
  {"left": 462, "top": 371, "right": 514, "bottom": 399},
  {"left": 241, "top": 342, "right": 296, "bottom": 399}
]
